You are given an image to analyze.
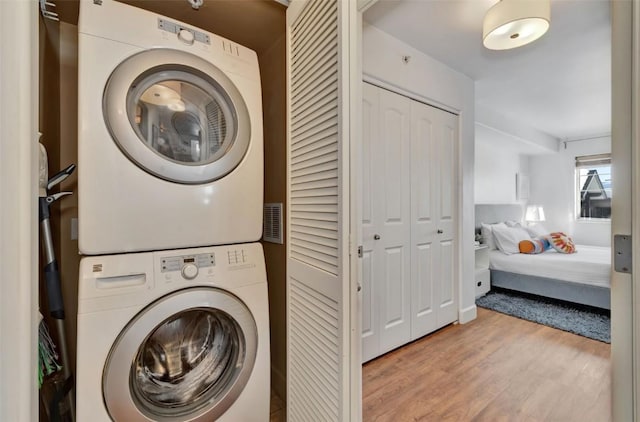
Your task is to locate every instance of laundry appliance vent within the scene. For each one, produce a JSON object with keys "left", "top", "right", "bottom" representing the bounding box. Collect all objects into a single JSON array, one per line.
[{"left": 263, "top": 203, "right": 283, "bottom": 244}]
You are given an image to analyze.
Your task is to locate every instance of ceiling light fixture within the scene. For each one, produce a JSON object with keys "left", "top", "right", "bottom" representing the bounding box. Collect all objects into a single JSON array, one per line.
[
  {"left": 483, "top": 0, "right": 550, "bottom": 50},
  {"left": 188, "top": 0, "right": 203, "bottom": 10}
]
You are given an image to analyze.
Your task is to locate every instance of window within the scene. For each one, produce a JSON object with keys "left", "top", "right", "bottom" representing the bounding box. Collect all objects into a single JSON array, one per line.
[{"left": 576, "top": 154, "right": 611, "bottom": 219}]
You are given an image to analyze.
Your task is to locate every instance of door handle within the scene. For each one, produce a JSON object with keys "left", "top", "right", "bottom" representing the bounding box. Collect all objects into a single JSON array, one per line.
[
  {"left": 437, "top": 229, "right": 443, "bottom": 234},
  {"left": 374, "top": 234, "right": 381, "bottom": 240}
]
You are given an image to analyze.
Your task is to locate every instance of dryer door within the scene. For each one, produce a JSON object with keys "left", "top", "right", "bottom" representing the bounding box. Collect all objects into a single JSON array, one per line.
[
  {"left": 103, "top": 48, "right": 251, "bottom": 184},
  {"left": 103, "top": 287, "right": 258, "bottom": 422}
]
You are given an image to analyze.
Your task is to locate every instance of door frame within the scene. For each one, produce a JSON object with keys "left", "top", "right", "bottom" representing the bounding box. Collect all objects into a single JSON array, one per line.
[
  {"left": 630, "top": 0, "right": 640, "bottom": 418},
  {"left": 350, "top": 5, "right": 365, "bottom": 422},
  {"left": 612, "top": 0, "right": 637, "bottom": 419},
  {"left": 357, "top": 0, "right": 638, "bottom": 421},
  {"left": 0, "top": 0, "right": 39, "bottom": 421}
]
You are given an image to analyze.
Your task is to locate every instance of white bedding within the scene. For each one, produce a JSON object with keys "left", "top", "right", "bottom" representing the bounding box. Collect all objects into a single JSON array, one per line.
[{"left": 489, "top": 245, "right": 611, "bottom": 288}]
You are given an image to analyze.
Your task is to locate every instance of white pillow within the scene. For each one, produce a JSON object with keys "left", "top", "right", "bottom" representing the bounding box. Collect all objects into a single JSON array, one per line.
[
  {"left": 481, "top": 222, "right": 507, "bottom": 250},
  {"left": 526, "top": 223, "right": 548, "bottom": 238},
  {"left": 492, "top": 225, "right": 532, "bottom": 255},
  {"left": 504, "top": 220, "right": 523, "bottom": 228}
]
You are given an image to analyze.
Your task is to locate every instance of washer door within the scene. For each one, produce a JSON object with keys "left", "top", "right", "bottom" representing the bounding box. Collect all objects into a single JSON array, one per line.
[
  {"left": 103, "top": 48, "right": 251, "bottom": 184},
  {"left": 103, "top": 287, "right": 258, "bottom": 422}
]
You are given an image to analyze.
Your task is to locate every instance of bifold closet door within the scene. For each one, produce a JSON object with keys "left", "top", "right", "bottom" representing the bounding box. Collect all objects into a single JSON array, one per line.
[
  {"left": 361, "top": 83, "right": 459, "bottom": 361},
  {"left": 361, "top": 83, "right": 379, "bottom": 362},
  {"left": 361, "top": 84, "right": 412, "bottom": 361},
  {"left": 286, "top": 0, "right": 359, "bottom": 419},
  {"left": 410, "top": 101, "right": 458, "bottom": 338}
]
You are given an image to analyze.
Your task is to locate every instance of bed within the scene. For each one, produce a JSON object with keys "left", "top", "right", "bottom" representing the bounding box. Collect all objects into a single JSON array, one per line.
[{"left": 476, "top": 204, "right": 611, "bottom": 310}]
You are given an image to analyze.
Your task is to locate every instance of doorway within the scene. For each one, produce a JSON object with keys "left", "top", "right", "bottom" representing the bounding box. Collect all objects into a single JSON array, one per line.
[{"left": 357, "top": 0, "right": 632, "bottom": 420}]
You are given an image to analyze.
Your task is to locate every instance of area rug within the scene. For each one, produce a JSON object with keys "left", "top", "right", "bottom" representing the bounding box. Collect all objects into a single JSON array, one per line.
[{"left": 476, "top": 289, "right": 610, "bottom": 343}]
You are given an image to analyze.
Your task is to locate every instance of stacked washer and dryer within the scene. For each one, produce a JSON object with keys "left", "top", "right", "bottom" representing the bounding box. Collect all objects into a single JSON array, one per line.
[{"left": 75, "top": 1, "right": 269, "bottom": 421}]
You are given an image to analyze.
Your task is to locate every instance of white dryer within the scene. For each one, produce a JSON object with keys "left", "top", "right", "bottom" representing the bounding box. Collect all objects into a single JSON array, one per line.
[
  {"left": 78, "top": 0, "right": 263, "bottom": 254},
  {"left": 76, "top": 243, "right": 270, "bottom": 421}
]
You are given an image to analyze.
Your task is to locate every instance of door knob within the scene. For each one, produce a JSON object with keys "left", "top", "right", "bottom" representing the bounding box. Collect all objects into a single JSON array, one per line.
[
  {"left": 374, "top": 234, "right": 381, "bottom": 240},
  {"left": 437, "top": 229, "right": 443, "bottom": 234}
]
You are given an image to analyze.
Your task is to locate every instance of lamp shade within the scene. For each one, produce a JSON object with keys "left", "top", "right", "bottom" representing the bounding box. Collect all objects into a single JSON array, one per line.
[
  {"left": 525, "top": 205, "right": 546, "bottom": 222},
  {"left": 483, "top": 0, "right": 550, "bottom": 50}
]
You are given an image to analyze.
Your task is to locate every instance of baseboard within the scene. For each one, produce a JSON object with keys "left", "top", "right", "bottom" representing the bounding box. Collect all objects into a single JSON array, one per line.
[
  {"left": 459, "top": 304, "right": 477, "bottom": 324},
  {"left": 271, "top": 365, "right": 286, "bottom": 403}
]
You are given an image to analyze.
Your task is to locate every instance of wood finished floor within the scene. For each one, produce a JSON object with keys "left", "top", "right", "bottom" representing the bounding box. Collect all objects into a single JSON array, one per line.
[
  {"left": 271, "top": 389, "right": 285, "bottom": 421},
  {"left": 363, "top": 308, "right": 611, "bottom": 422}
]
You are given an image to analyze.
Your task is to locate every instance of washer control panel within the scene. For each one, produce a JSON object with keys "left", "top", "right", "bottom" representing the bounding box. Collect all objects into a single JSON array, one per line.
[{"left": 161, "top": 253, "right": 215, "bottom": 278}]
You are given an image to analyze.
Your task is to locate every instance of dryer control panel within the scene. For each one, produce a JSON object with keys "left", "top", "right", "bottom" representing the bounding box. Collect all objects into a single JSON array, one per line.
[{"left": 158, "top": 18, "right": 210, "bottom": 45}]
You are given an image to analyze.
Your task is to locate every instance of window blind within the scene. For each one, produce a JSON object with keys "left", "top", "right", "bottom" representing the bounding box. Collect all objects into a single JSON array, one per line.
[{"left": 575, "top": 153, "right": 611, "bottom": 168}]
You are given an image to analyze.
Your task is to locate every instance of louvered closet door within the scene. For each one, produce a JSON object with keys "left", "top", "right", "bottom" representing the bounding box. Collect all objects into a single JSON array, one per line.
[
  {"left": 286, "top": 0, "right": 358, "bottom": 420},
  {"left": 410, "top": 100, "right": 458, "bottom": 338}
]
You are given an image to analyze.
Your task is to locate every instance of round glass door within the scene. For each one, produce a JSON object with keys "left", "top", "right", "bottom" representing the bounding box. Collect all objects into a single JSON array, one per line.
[
  {"left": 103, "top": 288, "right": 258, "bottom": 422},
  {"left": 103, "top": 49, "right": 251, "bottom": 184}
]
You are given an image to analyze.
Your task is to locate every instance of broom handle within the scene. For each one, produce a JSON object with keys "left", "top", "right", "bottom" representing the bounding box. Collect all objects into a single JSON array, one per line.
[{"left": 39, "top": 196, "right": 75, "bottom": 422}]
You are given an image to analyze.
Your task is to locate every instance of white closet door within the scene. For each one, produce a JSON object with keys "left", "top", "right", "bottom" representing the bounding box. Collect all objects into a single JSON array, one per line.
[
  {"left": 410, "top": 101, "right": 438, "bottom": 338},
  {"left": 362, "top": 84, "right": 459, "bottom": 359},
  {"left": 434, "top": 109, "right": 459, "bottom": 326},
  {"left": 375, "top": 89, "right": 412, "bottom": 354},
  {"left": 361, "top": 84, "right": 412, "bottom": 360},
  {"left": 286, "top": 0, "right": 358, "bottom": 420},
  {"left": 410, "top": 100, "right": 459, "bottom": 336},
  {"left": 361, "top": 83, "right": 379, "bottom": 362}
]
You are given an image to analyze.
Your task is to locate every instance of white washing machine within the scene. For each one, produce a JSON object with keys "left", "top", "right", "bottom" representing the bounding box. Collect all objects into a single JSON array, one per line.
[
  {"left": 77, "top": 0, "right": 263, "bottom": 255},
  {"left": 76, "top": 243, "right": 270, "bottom": 421}
]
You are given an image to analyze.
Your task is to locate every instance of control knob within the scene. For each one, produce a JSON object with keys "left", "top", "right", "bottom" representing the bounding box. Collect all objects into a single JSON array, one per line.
[
  {"left": 178, "top": 29, "right": 195, "bottom": 45},
  {"left": 181, "top": 263, "right": 199, "bottom": 280}
]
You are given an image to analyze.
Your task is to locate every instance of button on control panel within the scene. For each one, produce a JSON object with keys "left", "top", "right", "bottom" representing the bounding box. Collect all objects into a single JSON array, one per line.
[
  {"left": 177, "top": 28, "right": 195, "bottom": 45},
  {"left": 181, "top": 263, "right": 199, "bottom": 280},
  {"left": 227, "top": 249, "right": 247, "bottom": 265}
]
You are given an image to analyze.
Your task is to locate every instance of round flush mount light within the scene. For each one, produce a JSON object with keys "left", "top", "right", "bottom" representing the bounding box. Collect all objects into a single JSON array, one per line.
[{"left": 483, "top": 0, "right": 550, "bottom": 50}]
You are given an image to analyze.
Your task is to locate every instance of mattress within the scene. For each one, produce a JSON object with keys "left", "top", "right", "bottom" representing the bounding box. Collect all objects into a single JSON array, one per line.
[{"left": 489, "top": 245, "right": 611, "bottom": 288}]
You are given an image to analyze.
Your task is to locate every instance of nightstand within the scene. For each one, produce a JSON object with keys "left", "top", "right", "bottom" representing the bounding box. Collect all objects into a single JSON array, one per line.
[{"left": 475, "top": 245, "right": 490, "bottom": 298}]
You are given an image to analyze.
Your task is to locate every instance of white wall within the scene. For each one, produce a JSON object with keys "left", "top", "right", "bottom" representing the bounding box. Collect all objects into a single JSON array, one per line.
[
  {"left": 528, "top": 137, "right": 611, "bottom": 246},
  {"left": 362, "top": 23, "right": 477, "bottom": 323},
  {"left": 475, "top": 124, "right": 531, "bottom": 205}
]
